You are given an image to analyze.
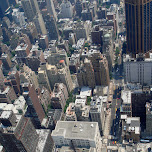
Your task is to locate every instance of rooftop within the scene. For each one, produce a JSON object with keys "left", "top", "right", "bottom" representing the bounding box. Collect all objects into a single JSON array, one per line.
[
  {"left": 0, "top": 110, "right": 12, "bottom": 119},
  {"left": 80, "top": 87, "right": 92, "bottom": 97},
  {"left": 52, "top": 121, "right": 98, "bottom": 140},
  {"left": 121, "top": 90, "right": 131, "bottom": 104},
  {"left": 36, "top": 129, "right": 51, "bottom": 152}
]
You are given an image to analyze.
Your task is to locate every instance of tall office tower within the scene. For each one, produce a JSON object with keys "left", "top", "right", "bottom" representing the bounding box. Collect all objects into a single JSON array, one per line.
[
  {"left": 91, "top": 25, "right": 103, "bottom": 45},
  {"left": 125, "top": 0, "right": 152, "bottom": 57},
  {"left": 22, "top": 83, "right": 45, "bottom": 128},
  {"left": 90, "top": 51, "right": 110, "bottom": 86},
  {"left": 77, "top": 58, "right": 96, "bottom": 88},
  {"left": 60, "top": 0, "right": 73, "bottom": 18},
  {"left": 0, "top": 116, "right": 39, "bottom": 152},
  {"left": 75, "top": 0, "right": 83, "bottom": 17},
  {"left": 46, "top": 0, "right": 57, "bottom": 21},
  {"left": 21, "top": 0, "right": 40, "bottom": 21},
  {"left": 131, "top": 91, "right": 152, "bottom": 129},
  {"left": 33, "top": 13, "right": 47, "bottom": 35},
  {"left": 44, "top": 14, "right": 59, "bottom": 40},
  {"left": 0, "top": 0, "right": 9, "bottom": 18}
]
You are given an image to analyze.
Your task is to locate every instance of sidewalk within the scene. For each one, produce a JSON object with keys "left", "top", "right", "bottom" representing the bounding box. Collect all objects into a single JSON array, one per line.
[{"left": 103, "top": 109, "right": 111, "bottom": 138}]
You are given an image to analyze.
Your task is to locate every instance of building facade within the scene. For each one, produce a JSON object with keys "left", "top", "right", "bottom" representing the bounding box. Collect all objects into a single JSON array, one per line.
[{"left": 125, "top": 0, "right": 152, "bottom": 57}]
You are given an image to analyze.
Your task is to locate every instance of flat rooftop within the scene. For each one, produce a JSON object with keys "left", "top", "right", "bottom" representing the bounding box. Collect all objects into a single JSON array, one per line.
[
  {"left": 121, "top": 90, "right": 131, "bottom": 104},
  {"left": 52, "top": 121, "right": 98, "bottom": 140},
  {"left": 36, "top": 129, "right": 51, "bottom": 152}
]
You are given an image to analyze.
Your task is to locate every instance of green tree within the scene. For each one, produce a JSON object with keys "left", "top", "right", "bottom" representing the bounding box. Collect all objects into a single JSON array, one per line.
[
  {"left": 16, "top": 65, "right": 19, "bottom": 71},
  {"left": 87, "top": 96, "right": 91, "bottom": 105},
  {"left": 84, "top": 42, "right": 90, "bottom": 48},
  {"left": 64, "top": 91, "right": 75, "bottom": 113},
  {"left": 115, "top": 47, "right": 120, "bottom": 55}
]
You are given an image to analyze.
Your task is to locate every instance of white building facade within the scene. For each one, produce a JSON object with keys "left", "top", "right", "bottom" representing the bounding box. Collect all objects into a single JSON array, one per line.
[{"left": 124, "top": 55, "right": 152, "bottom": 85}]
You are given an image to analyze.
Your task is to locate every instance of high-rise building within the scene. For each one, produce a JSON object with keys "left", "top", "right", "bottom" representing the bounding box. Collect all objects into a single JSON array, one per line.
[
  {"left": 125, "top": 0, "right": 152, "bottom": 57},
  {"left": 21, "top": 0, "right": 36, "bottom": 21},
  {"left": 124, "top": 54, "right": 152, "bottom": 85},
  {"left": 59, "top": 0, "right": 73, "bottom": 18},
  {"left": 38, "top": 87, "right": 51, "bottom": 113},
  {"left": 46, "top": 0, "right": 57, "bottom": 21},
  {"left": 51, "top": 83, "right": 68, "bottom": 110},
  {"left": 38, "top": 35, "right": 49, "bottom": 49},
  {"left": 0, "top": 86, "right": 17, "bottom": 104},
  {"left": 77, "top": 58, "right": 96, "bottom": 88},
  {"left": 75, "top": 0, "right": 83, "bottom": 17},
  {"left": 33, "top": 13, "right": 47, "bottom": 35},
  {"left": 131, "top": 91, "right": 152, "bottom": 129},
  {"left": 20, "top": 64, "right": 39, "bottom": 91},
  {"left": 39, "top": 61, "right": 73, "bottom": 92},
  {"left": 38, "top": 65, "right": 52, "bottom": 92},
  {"left": 146, "top": 102, "right": 152, "bottom": 136},
  {"left": 90, "top": 96, "right": 106, "bottom": 135},
  {"left": 78, "top": 50, "right": 110, "bottom": 87},
  {"left": 4, "top": 71, "right": 21, "bottom": 95},
  {"left": 91, "top": 25, "right": 103, "bottom": 45},
  {"left": 22, "top": 83, "right": 45, "bottom": 128},
  {"left": 0, "top": 53, "right": 12, "bottom": 70},
  {"left": 0, "top": 116, "right": 39, "bottom": 152},
  {"left": 44, "top": 15, "right": 59, "bottom": 40},
  {"left": 46, "top": 48, "right": 69, "bottom": 66},
  {"left": 47, "top": 61, "right": 73, "bottom": 92},
  {"left": 12, "top": 9, "right": 26, "bottom": 27},
  {"left": 90, "top": 51, "right": 110, "bottom": 86},
  {"left": 51, "top": 121, "right": 102, "bottom": 151},
  {"left": 0, "top": 63, "right": 5, "bottom": 91},
  {"left": 97, "top": 7, "right": 106, "bottom": 19},
  {"left": 0, "top": 0, "right": 9, "bottom": 18}
]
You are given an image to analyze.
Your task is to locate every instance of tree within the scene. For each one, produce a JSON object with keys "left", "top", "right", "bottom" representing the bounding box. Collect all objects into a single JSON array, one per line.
[
  {"left": 69, "top": 44, "right": 75, "bottom": 55},
  {"left": 16, "top": 65, "right": 19, "bottom": 71},
  {"left": 115, "top": 47, "right": 120, "bottom": 55},
  {"left": 64, "top": 91, "right": 76, "bottom": 113},
  {"left": 84, "top": 42, "right": 90, "bottom": 48},
  {"left": 87, "top": 96, "right": 91, "bottom": 105}
]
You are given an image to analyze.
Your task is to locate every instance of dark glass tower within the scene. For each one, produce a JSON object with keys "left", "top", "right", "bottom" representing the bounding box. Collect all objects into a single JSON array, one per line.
[{"left": 125, "top": 0, "right": 152, "bottom": 57}]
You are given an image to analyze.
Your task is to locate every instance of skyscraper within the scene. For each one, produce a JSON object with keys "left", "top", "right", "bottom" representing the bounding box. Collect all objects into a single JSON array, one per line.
[
  {"left": 21, "top": 0, "right": 40, "bottom": 21},
  {"left": 125, "top": 0, "right": 152, "bottom": 57},
  {"left": 33, "top": 13, "right": 47, "bottom": 35},
  {"left": 46, "top": 0, "right": 57, "bottom": 21},
  {"left": 75, "top": 0, "right": 83, "bottom": 17},
  {"left": 0, "top": 116, "right": 39, "bottom": 152},
  {"left": 43, "top": 14, "right": 59, "bottom": 40}
]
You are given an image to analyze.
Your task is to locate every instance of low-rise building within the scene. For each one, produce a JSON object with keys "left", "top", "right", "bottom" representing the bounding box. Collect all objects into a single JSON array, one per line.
[
  {"left": 121, "top": 115, "right": 140, "bottom": 142},
  {"left": 65, "top": 103, "right": 77, "bottom": 121},
  {"left": 120, "top": 90, "right": 131, "bottom": 116}
]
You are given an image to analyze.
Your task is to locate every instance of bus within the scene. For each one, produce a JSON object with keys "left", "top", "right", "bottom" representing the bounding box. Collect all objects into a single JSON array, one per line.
[{"left": 140, "top": 139, "right": 150, "bottom": 143}]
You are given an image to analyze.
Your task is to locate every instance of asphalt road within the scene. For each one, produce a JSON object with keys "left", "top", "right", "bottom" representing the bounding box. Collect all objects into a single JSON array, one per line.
[{"left": 108, "top": 66, "right": 123, "bottom": 146}]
